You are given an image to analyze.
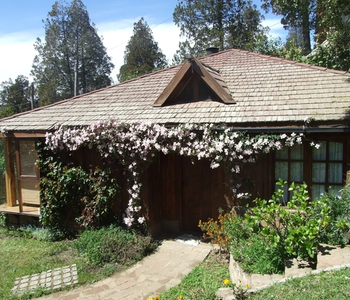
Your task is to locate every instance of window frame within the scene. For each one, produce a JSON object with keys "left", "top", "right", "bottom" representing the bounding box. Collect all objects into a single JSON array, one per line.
[{"left": 274, "top": 137, "right": 348, "bottom": 203}]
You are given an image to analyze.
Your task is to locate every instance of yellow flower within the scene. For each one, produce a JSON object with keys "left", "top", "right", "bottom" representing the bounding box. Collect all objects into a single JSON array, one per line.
[
  {"left": 223, "top": 278, "right": 230, "bottom": 285},
  {"left": 238, "top": 279, "right": 241, "bottom": 283},
  {"left": 155, "top": 296, "right": 160, "bottom": 300},
  {"left": 179, "top": 295, "right": 184, "bottom": 300},
  {"left": 146, "top": 298, "right": 152, "bottom": 300},
  {"left": 246, "top": 284, "right": 250, "bottom": 289}
]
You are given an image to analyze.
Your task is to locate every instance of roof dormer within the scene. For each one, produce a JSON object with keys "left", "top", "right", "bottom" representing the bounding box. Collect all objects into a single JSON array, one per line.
[{"left": 153, "top": 57, "right": 235, "bottom": 107}]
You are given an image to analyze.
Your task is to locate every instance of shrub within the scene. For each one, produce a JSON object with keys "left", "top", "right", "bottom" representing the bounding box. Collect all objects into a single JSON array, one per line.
[
  {"left": 199, "top": 211, "right": 249, "bottom": 251},
  {"left": 0, "top": 212, "right": 8, "bottom": 228},
  {"left": 199, "top": 211, "right": 284, "bottom": 274},
  {"left": 40, "top": 161, "right": 119, "bottom": 231},
  {"left": 231, "top": 233, "right": 285, "bottom": 274},
  {"left": 245, "top": 180, "right": 330, "bottom": 260},
  {"left": 4, "top": 224, "right": 70, "bottom": 241},
  {"left": 74, "top": 225, "right": 157, "bottom": 266},
  {"left": 317, "top": 185, "right": 350, "bottom": 246}
]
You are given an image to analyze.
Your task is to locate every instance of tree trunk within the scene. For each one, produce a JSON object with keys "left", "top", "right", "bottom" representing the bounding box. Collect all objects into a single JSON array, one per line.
[{"left": 302, "top": 9, "right": 311, "bottom": 55}]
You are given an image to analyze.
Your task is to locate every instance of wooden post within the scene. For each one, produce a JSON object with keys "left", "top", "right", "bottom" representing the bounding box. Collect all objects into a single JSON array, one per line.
[{"left": 3, "top": 138, "right": 16, "bottom": 207}]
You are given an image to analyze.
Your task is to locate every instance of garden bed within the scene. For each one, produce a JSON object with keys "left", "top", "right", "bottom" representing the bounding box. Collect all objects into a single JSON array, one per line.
[{"left": 229, "top": 254, "right": 317, "bottom": 290}]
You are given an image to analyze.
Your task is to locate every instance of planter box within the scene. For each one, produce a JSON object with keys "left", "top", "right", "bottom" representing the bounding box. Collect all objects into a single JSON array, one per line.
[{"left": 229, "top": 254, "right": 316, "bottom": 290}]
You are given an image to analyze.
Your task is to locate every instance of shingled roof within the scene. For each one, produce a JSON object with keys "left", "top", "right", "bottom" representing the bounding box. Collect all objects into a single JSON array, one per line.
[{"left": 1, "top": 48, "right": 350, "bottom": 134}]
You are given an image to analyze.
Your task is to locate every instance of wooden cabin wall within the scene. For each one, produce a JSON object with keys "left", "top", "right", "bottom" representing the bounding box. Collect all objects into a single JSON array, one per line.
[{"left": 141, "top": 154, "right": 232, "bottom": 236}]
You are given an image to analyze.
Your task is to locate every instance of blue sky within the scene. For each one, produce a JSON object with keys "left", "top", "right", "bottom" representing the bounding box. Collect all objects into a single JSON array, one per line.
[{"left": 0, "top": 0, "right": 285, "bottom": 84}]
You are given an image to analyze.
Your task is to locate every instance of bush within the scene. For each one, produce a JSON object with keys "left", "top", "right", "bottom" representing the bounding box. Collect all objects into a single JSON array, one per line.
[
  {"left": 317, "top": 185, "right": 350, "bottom": 246},
  {"left": 74, "top": 225, "right": 157, "bottom": 266},
  {"left": 0, "top": 212, "right": 7, "bottom": 228},
  {"left": 40, "top": 161, "right": 119, "bottom": 231},
  {"left": 245, "top": 180, "right": 330, "bottom": 260},
  {"left": 3, "top": 224, "right": 70, "bottom": 241},
  {"left": 199, "top": 211, "right": 284, "bottom": 274},
  {"left": 199, "top": 210, "right": 249, "bottom": 251},
  {"left": 231, "top": 233, "right": 285, "bottom": 274}
]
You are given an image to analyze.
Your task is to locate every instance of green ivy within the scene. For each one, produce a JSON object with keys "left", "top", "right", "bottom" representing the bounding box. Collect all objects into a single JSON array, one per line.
[{"left": 38, "top": 144, "right": 119, "bottom": 231}]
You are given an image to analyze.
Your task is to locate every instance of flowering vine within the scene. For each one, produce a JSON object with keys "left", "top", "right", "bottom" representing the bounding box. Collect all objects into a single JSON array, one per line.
[{"left": 45, "top": 118, "right": 319, "bottom": 227}]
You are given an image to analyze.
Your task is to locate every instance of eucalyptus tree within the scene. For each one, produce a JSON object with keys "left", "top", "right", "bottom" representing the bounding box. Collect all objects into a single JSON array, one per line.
[
  {"left": 31, "top": 0, "right": 114, "bottom": 106},
  {"left": 118, "top": 18, "right": 167, "bottom": 83}
]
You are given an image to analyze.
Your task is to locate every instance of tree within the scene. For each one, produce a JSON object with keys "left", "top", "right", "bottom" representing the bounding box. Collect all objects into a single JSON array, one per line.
[
  {"left": 117, "top": 18, "right": 167, "bottom": 83},
  {"left": 172, "top": 0, "right": 265, "bottom": 58},
  {"left": 315, "top": 0, "right": 350, "bottom": 43},
  {"left": 261, "top": 0, "right": 317, "bottom": 54},
  {"left": 31, "top": 0, "right": 114, "bottom": 106},
  {"left": 0, "top": 76, "right": 32, "bottom": 118}
]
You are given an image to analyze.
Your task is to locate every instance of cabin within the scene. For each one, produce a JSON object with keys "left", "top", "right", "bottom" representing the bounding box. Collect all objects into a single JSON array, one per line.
[{"left": 0, "top": 48, "right": 350, "bottom": 235}]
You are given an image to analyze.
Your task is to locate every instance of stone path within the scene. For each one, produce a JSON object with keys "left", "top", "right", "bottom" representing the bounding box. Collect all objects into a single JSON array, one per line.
[
  {"left": 36, "top": 239, "right": 212, "bottom": 300},
  {"left": 12, "top": 264, "right": 78, "bottom": 296},
  {"left": 15, "top": 239, "right": 350, "bottom": 300}
]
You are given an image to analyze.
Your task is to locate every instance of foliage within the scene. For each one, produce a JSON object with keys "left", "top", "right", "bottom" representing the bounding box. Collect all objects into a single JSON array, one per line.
[
  {"left": 0, "top": 75, "right": 33, "bottom": 117},
  {"left": 261, "top": 0, "right": 316, "bottom": 54},
  {"left": 0, "top": 226, "right": 151, "bottom": 299},
  {"left": 245, "top": 179, "right": 330, "bottom": 259},
  {"left": 172, "top": 0, "right": 266, "bottom": 58},
  {"left": 317, "top": 184, "right": 350, "bottom": 246},
  {"left": 199, "top": 211, "right": 284, "bottom": 274},
  {"left": 306, "top": 29, "right": 350, "bottom": 72},
  {"left": 117, "top": 18, "right": 167, "bottom": 82},
  {"left": 31, "top": 0, "right": 114, "bottom": 105},
  {"left": 247, "top": 268, "right": 350, "bottom": 300},
  {"left": 0, "top": 212, "right": 7, "bottom": 228},
  {"left": 231, "top": 233, "right": 285, "bottom": 274},
  {"left": 39, "top": 156, "right": 119, "bottom": 231},
  {"left": 199, "top": 210, "right": 249, "bottom": 251},
  {"left": 74, "top": 225, "right": 157, "bottom": 266},
  {"left": 45, "top": 119, "right": 319, "bottom": 227},
  {"left": 160, "top": 251, "right": 231, "bottom": 300}
]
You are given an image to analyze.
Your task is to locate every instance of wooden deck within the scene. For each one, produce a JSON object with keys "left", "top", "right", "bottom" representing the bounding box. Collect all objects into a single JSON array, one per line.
[{"left": 0, "top": 203, "right": 40, "bottom": 216}]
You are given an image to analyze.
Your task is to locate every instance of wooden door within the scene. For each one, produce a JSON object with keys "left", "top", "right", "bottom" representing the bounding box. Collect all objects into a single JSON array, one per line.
[{"left": 181, "top": 157, "right": 227, "bottom": 231}]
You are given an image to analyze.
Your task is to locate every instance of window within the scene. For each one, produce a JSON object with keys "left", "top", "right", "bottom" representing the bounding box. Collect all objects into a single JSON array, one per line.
[
  {"left": 275, "top": 144, "right": 304, "bottom": 204},
  {"left": 17, "top": 140, "right": 40, "bottom": 207},
  {"left": 311, "top": 141, "right": 344, "bottom": 200},
  {"left": 274, "top": 140, "right": 345, "bottom": 203}
]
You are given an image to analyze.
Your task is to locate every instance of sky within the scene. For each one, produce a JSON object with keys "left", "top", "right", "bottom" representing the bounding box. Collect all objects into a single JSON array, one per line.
[{"left": 0, "top": 0, "right": 286, "bottom": 84}]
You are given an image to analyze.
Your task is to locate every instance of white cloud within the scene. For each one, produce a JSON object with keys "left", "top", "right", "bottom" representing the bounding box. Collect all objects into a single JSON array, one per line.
[
  {"left": 262, "top": 18, "right": 286, "bottom": 40},
  {"left": 0, "top": 32, "right": 39, "bottom": 83},
  {"left": 0, "top": 18, "right": 286, "bottom": 84},
  {"left": 98, "top": 20, "right": 181, "bottom": 80}
]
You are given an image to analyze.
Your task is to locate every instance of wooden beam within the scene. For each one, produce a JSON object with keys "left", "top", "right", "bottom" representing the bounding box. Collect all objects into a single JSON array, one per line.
[
  {"left": 191, "top": 58, "right": 235, "bottom": 104},
  {"left": 3, "top": 138, "right": 16, "bottom": 207},
  {"left": 153, "top": 61, "right": 192, "bottom": 107},
  {"left": 0, "top": 132, "right": 46, "bottom": 138}
]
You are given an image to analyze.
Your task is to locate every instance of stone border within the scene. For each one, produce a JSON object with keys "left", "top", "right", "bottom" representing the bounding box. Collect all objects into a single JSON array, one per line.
[{"left": 228, "top": 254, "right": 350, "bottom": 293}]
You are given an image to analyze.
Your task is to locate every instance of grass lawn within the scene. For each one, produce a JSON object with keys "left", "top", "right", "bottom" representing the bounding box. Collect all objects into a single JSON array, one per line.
[
  {"left": 159, "top": 250, "right": 231, "bottom": 300},
  {"left": 2, "top": 224, "right": 350, "bottom": 300},
  {"left": 158, "top": 249, "right": 350, "bottom": 300},
  {"left": 0, "top": 228, "right": 135, "bottom": 300},
  {"left": 248, "top": 268, "right": 350, "bottom": 300}
]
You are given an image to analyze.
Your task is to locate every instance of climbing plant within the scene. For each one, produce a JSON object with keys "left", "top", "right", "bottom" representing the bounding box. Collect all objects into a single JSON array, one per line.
[{"left": 42, "top": 118, "right": 320, "bottom": 228}]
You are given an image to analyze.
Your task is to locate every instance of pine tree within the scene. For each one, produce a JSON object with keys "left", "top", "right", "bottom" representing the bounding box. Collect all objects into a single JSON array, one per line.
[
  {"left": 0, "top": 76, "right": 32, "bottom": 117},
  {"left": 172, "top": 0, "right": 265, "bottom": 58},
  {"left": 117, "top": 18, "right": 167, "bottom": 83},
  {"left": 31, "top": 0, "right": 114, "bottom": 106},
  {"left": 261, "top": 0, "right": 317, "bottom": 54}
]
